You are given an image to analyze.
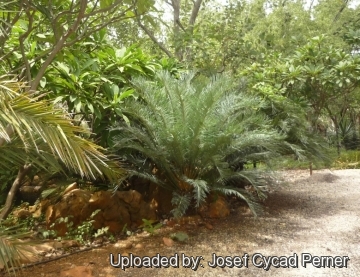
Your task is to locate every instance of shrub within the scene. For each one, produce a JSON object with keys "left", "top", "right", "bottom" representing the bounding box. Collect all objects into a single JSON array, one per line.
[{"left": 111, "top": 71, "right": 288, "bottom": 217}]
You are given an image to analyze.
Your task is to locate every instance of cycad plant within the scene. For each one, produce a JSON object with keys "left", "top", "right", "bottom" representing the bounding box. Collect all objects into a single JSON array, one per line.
[
  {"left": 0, "top": 77, "right": 125, "bottom": 274},
  {"left": 111, "top": 71, "right": 286, "bottom": 217}
]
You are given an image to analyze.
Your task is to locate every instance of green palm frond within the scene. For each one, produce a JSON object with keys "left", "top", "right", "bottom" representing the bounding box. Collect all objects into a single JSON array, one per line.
[
  {"left": 0, "top": 224, "right": 34, "bottom": 276},
  {"left": 112, "top": 71, "right": 285, "bottom": 217},
  {"left": 0, "top": 78, "right": 125, "bottom": 182}
]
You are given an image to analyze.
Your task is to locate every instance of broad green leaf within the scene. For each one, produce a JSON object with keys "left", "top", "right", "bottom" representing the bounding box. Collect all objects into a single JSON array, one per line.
[
  {"left": 39, "top": 77, "right": 46, "bottom": 88},
  {"left": 93, "top": 107, "right": 102, "bottom": 119},
  {"left": 115, "top": 48, "right": 126, "bottom": 58},
  {"left": 100, "top": 0, "right": 112, "bottom": 9},
  {"left": 112, "top": 84, "right": 119, "bottom": 96},
  {"left": 74, "top": 98, "right": 82, "bottom": 112},
  {"left": 119, "top": 89, "right": 134, "bottom": 100},
  {"left": 87, "top": 103, "right": 94, "bottom": 113},
  {"left": 69, "top": 95, "right": 77, "bottom": 103},
  {"left": 81, "top": 59, "right": 97, "bottom": 72},
  {"left": 56, "top": 62, "right": 70, "bottom": 75},
  {"left": 53, "top": 96, "right": 64, "bottom": 104},
  {"left": 114, "top": 107, "right": 122, "bottom": 116},
  {"left": 36, "top": 33, "right": 46, "bottom": 38}
]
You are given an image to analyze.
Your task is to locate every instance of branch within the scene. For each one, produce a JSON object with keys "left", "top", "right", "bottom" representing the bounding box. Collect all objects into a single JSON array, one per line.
[
  {"left": 188, "top": 0, "right": 202, "bottom": 27},
  {"left": 0, "top": 1, "right": 24, "bottom": 49},
  {"left": 19, "top": 9, "right": 35, "bottom": 83},
  {"left": 309, "top": 0, "right": 315, "bottom": 11},
  {"left": 175, "top": 19, "right": 186, "bottom": 32},
  {"left": 332, "top": 0, "right": 349, "bottom": 25},
  {"left": 8, "top": 48, "right": 53, "bottom": 75},
  {"left": 0, "top": 45, "right": 20, "bottom": 66},
  {"left": 137, "top": 18, "right": 173, "bottom": 58},
  {"left": 30, "top": 0, "right": 88, "bottom": 92},
  {"left": 83, "top": 0, "right": 125, "bottom": 17},
  {"left": 63, "top": 5, "right": 136, "bottom": 47},
  {"left": 0, "top": 164, "right": 32, "bottom": 220},
  {"left": 171, "top": 0, "right": 180, "bottom": 31}
]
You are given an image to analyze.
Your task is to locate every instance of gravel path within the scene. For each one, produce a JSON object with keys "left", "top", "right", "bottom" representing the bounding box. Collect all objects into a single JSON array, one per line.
[{"left": 18, "top": 169, "right": 360, "bottom": 277}]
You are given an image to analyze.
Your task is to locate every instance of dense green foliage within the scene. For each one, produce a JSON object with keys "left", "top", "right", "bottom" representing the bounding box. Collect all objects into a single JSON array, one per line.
[
  {"left": 46, "top": 43, "right": 161, "bottom": 146},
  {"left": 242, "top": 35, "right": 360, "bottom": 153}
]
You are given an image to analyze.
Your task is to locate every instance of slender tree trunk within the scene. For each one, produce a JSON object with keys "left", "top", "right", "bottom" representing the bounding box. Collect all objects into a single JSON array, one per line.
[
  {"left": 326, "top": 106, "right": 341, "bottom": 156},
  {"left": 0, "top": 164, "right": 31, "bottom": 220},
  {"left": 333, "top": 117, "right": 341, "bottom": 156}
]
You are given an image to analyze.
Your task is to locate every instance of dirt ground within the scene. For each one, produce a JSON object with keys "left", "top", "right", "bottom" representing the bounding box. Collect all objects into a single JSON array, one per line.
[{"left": 6, "top": 169, "right": 360, "bottom": 277}]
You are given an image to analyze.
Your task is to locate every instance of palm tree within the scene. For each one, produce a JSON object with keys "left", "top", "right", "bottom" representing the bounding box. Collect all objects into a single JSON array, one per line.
[{"left": 0, "top": 77, "right": 125, "bottom": 274}]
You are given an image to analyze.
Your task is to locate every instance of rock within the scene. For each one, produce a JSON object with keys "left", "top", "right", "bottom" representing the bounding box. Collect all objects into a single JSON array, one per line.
[
  {"left": 125, "top": 242, "right": 133, "bottom": 249},
  {"left": 13, "top": 208, "right": 32, "bottom": 219},
  {"left": 28, "top": 205, "right": 37, "bottom": 213},
  {"left": 135, "top": 243, "right": 144, "bottom": 249},
  {"left": 163, "top": 237, "right": 174, "bottom": 247},
  {"left": 53, "top": 241, "right": 63, "bottom": 249},
  {"left": 114, "top": 241, "right": 133, "bottom": 249},
  {"left": 60, "top": 265, "right": 94, "bottom": 277},
  {"left": 207, "top": 196, "right": 230, "bottom": 218},
  {"left": 205, "top": 223, "right": 213, "bottom": 230},
  {"left": 116, "top": 190, "right": 142, "bottom": 206},
  {"left": 32, "top": 175, "right": 41, "bottom": 185},
  {"left": 33, "top": 199, "right": 50, "bottom": 218},
  {"left": 129, "top": 202, "right": 157, "bottom": 227},
  {"left": 61, "top": 240, "right": 80, "bottom": 248},
  {"left": 46, "top": 188, "right": 157, "bottom": 236},
  {"left": 46, "top": 189, "right": 92, "bottom": 236},
  {"left": 19, "top": 186, "right": 43, "bottom": 204},
  {"left": 165, "top": 219, "right": 176, "bottom": 227},
  {"left": 89, "top": 191, "right": 132, "bottom": 233},
  {"left": 63, "top": 182, "right": 78, "bottom": 195}
]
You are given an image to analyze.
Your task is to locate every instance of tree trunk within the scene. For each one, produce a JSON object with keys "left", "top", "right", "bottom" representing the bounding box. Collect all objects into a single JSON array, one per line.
[
  {"left": 326, "top": 106, "right": 341, "bottom": 156},
  {"left": 333, "top": 116, "right": 341, "bottom": 156},
  {"left": 0, "top": 164, "right": 32, "bottom": 220}
]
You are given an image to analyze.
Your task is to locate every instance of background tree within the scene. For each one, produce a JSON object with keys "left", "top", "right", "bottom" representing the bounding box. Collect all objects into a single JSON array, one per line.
[
  {"left": 129, "top": 0, "right": 359, "bottom": 73},
  {"left": 242, "top": 35, "right": 360, "bottom": 155},
  {"left": 0, "top": 0, "right": 150, "bottom": 220}
]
